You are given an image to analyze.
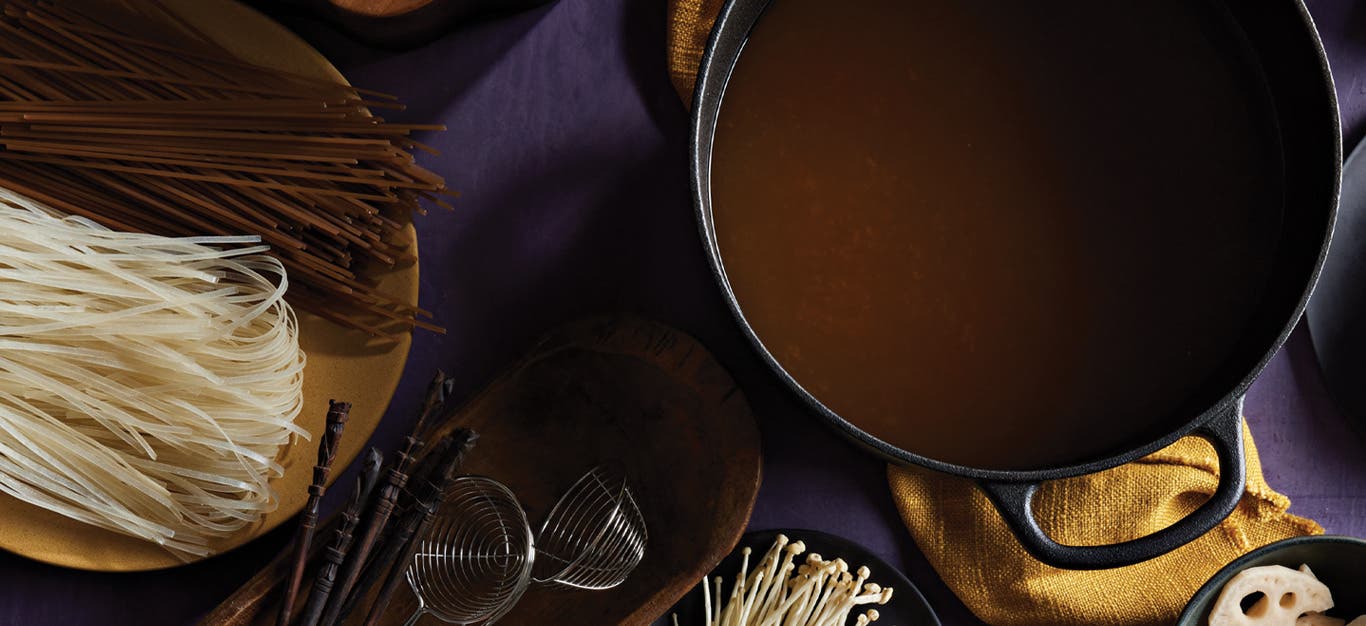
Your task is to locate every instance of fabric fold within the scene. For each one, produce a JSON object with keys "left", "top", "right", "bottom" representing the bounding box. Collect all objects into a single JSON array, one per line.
[{"left": 887, "top": 421, "right": 1320, "bottom": 626}]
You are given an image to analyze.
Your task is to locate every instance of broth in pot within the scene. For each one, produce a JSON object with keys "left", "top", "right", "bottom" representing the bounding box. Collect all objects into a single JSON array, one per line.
[{"left": 711, "top": 0, "right": 1283, "bottom": 469}]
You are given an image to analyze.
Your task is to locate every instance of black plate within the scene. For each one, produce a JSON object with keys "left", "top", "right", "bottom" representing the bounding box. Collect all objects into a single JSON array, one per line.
[
  {"left": 658, "top": 529, "right": 940, "bottom": 626},
  {"left": 1307, "top": 138, "right": 1366, "bottom": 444}
]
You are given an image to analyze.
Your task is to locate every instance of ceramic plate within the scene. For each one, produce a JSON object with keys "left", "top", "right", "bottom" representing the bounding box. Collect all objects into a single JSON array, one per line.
[{"left": 0, "top": 0, "right": 418, "bottom": 571}]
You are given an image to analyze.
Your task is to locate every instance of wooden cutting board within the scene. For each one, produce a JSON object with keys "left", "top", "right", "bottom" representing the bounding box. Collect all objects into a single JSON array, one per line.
[{"left": 200, "top": 316, "right": 762, "bottom": 626}]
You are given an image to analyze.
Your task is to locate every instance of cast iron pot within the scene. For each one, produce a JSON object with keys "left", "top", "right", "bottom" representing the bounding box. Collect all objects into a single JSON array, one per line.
[{"left": 691, "top": 0, "right": 1340, "bottom": 570}]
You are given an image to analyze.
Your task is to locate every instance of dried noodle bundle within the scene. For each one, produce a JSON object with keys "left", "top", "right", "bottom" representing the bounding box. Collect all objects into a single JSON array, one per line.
[
  {"left": 0, "top": 186, "right": 305, "bottom": 558},
  {"left": 0, "top": 0, "right": 449, "bottom": 337}
]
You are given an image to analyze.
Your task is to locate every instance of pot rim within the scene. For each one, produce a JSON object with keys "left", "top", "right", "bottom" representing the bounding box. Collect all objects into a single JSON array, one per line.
[{"left": 688, "top": 0, "right": 1342, "bottom": 482}]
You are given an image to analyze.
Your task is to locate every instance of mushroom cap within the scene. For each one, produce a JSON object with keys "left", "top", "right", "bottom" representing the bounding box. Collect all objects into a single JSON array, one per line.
[{"left": 1210, "top": 564, "right": 1335, "bottom": 626}]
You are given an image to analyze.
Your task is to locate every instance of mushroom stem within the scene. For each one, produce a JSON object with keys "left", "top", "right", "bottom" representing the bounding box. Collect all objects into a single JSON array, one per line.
[
  {"left": 703, "top": 536, "right": 897, "bottom": 626},
  {"left": 737, "top": 571, "right": 764, "bottom": 625},
  {"left": 714, "top": 577, "right": 724, "bottom": 626},
  {"left": 703, "top": 573, "right": 713, "bottom": 626}
]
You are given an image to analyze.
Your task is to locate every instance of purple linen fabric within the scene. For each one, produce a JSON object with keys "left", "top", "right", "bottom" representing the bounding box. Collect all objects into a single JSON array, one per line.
[{"left": 0, "top": 1, "right": 1362, "bottom": 624}]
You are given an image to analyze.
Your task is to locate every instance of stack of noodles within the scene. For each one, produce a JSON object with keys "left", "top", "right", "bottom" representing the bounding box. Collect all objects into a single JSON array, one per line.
[
  {"left": 0, "top": 186, "right": 305, "bottom": 558},
  {"left": 0, "top": 0, "right": 448, "bottom": 338}
]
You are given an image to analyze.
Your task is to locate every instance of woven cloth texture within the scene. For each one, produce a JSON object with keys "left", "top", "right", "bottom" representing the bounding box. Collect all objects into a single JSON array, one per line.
[{"left": 889, "top": 422, "right": 1320, "bottom": 625}]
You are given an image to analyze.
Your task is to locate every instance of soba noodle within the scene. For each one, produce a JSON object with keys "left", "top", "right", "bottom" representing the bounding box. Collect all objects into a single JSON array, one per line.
[{"left": 0, "top": 186, "right": 305, "bottom": 558}]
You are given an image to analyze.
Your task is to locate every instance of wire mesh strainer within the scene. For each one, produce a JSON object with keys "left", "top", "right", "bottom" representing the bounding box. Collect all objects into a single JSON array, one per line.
[
  {"left": 403, "top": 466, "right": 646, "bottom": 625},
  {"left": 531, "top": 464, "right": 648, "bottom": 590},
  {"left": 403, "top": 476, "right": 534, "bottom": 626}
]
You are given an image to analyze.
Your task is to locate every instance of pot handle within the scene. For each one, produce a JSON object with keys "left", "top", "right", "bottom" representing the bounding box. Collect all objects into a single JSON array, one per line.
[{"left": 977, "top": 401, "right": 1246, "bottom": 570}]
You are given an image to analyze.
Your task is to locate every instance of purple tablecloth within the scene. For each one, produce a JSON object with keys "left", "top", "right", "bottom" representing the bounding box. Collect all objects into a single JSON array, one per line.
[{"left": 1, "top": 1, "right": 1364, "bottom": 624}]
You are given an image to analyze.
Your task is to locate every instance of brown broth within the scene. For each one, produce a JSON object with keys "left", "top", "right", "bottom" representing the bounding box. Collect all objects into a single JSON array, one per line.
[{"left": 712, "top": 0, "right": 1282, "bottom": 469}]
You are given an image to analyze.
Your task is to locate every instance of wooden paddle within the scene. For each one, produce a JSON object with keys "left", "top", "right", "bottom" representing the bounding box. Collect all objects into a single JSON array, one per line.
[{"left": 198, "top": 316, "right": 762, "bottom": 626}]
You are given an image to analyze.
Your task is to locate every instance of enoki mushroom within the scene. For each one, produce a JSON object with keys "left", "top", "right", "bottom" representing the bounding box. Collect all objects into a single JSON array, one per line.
[
  {"left": 0, "top": 186, "right": 305, "bottom": 559},
  {"left": 681, "top": 534, "right": 895, "bottom": 626}
]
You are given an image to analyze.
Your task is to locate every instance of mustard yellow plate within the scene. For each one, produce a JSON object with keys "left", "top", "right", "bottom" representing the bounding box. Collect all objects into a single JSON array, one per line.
[{"left": 0, "top": 0, "right": 417, "bottom": 572}]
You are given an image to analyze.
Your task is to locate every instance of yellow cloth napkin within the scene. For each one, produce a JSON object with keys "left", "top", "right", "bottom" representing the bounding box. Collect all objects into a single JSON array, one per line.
[
  {"left": 664, "top": 3, "right": 1323, "bottom": 624},
  {"left": 666, "top": 0, "right": 724, "bottom": 102},
  {"left": 889, "top": 422, "right": 1320, "bottom": 626}
]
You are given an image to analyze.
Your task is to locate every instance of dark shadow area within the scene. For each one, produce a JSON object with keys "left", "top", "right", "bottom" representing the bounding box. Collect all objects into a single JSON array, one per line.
[
  {"left": 1285, "top": 323, "right": 1366, "bottom": 464},
  {"left": 245, "top": 0, "right": 558, "bottom": 52},
  {"left": 620, "top": 0, "right": 692, "bottom": 131},
  {"left": 242, "top": 0, "right": 558, "bottom": 82}
]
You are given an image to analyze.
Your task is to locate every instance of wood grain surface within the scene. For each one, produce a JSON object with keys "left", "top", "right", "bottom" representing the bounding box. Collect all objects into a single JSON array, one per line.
[{"left": 199, "top": 316, "right": 762, "bottom": 626}]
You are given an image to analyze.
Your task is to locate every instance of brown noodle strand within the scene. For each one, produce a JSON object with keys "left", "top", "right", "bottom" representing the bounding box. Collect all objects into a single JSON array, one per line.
[{"left": 0, "top": 0, "right": 445, "bottom": 336}]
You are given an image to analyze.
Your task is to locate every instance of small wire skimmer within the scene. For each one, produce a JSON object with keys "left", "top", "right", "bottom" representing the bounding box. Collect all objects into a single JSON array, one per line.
[
  {"left": 403, "top": 466, "right": 646, "bottom": 625},
  {"left": 531, "top": 464, "right": 648, "bottom": 590},
  {"left": 403, "top": 476, "right": 534, "bottom": 626}
]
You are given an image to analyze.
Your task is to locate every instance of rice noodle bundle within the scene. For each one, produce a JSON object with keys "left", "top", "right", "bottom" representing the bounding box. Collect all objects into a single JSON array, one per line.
[{"left": 0, "top": 186, "right": 306, "bottom": 558}]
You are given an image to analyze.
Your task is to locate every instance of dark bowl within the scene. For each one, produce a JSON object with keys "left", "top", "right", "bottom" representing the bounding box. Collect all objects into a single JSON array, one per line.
[
  {"left": 661, "top": 529, "right": 940, "bottom": 626},
  {"left": 1177, "top": 535, "right": 1366, "bottom": 625}
]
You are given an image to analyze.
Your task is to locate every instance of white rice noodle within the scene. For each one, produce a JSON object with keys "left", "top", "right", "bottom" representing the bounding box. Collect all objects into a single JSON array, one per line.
[{"left": 0, "top": 186, "right": 306, "bottom": 559}]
